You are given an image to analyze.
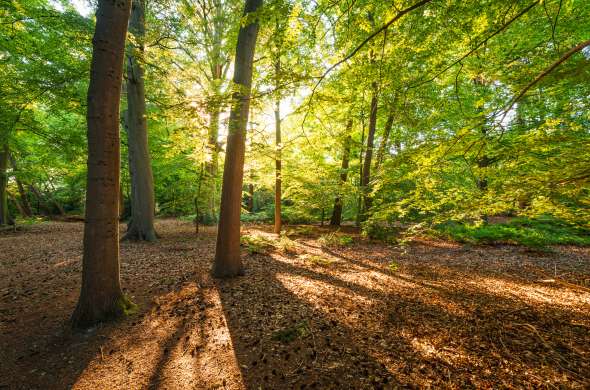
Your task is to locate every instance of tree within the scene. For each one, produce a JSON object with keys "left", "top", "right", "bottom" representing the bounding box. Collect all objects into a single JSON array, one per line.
[
  {"left": 72, "top": 0, "right": 134, "bottom": 328},
  {"left": 123, "top": 0, "right": 157, "bottom": 241},
  {"left": 0, "top": 144, "right": 9, "bottom": 225},
  {"left": 213, "top": 0, "right": 263, "bottom": 278},
  {"left": 330, "top": 130, "right": 352, "bottom": 226},
  {"left": 273, "top": 59, "right": 282, "bottom": 234}
]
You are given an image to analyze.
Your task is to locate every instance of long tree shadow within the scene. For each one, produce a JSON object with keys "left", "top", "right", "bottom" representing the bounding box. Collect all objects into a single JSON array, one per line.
[
  {"left": 217, "top": 239, "right": 590, "bottom": 388},
  {"left": 5, "top": 221, "right": 587, "bottom": 388}
]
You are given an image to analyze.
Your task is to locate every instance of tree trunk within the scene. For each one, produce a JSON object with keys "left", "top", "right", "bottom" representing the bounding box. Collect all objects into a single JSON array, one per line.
[
  {"left": 201, "top": 99, "right": 220, "bottom": 224},
  {"left": 8, "top": 154, "right": 33, "bottom": 217},
  {"left": 247, "top": 183, "right": 254, "bottom": 212},
  {"left": 361, "top": 82, "right": 379, "bottom": 221},
  {"left": 123, "top": 0, "right": 157, "bottom": 241},
  {"left": 8, "top": 192, "right": 25, "bottom": 219},
  {"left": 119, "top": 185, "right": 125, "bottom": 219},
  {"left": 213, "top": 0, "right": 262, "bottom": 278},
  {"left": 72, "top": 0, "right": 133, "bottom": 329},
  {"left": 274, "top": 66, "right": 282, "bottom": 235},
  {"left": 0, "top": 143, "right": 9, "bottom": 225},
  {"left": 330, "top": 129, "right": 352, "bottom": 226},
  {"left": 374, "top": 110, "right": 394, "bottom": 172},
  {"left": 356, "top": 112, "right": 365, "bottom": 227}
]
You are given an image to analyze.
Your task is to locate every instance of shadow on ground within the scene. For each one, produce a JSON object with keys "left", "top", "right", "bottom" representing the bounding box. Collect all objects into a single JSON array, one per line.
[{"left": 1, "top": 220, "right": 588, "bottom": 389}]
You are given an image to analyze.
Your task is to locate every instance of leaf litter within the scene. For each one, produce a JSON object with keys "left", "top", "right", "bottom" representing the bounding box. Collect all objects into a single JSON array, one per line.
[{"left": 0, "top": 220, "right": 589, "bottom": 389}]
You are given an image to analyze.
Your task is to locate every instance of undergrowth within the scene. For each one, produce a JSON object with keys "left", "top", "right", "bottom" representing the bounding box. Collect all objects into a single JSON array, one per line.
[{"left": 433, "top": 216, "right": 590, "bottom": 248}]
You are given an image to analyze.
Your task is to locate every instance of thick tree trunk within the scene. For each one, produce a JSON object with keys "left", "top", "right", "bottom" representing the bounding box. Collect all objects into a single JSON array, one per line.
[
  {"left": 213, "top": 0, "right": 262, "bottom": 278},
  {"left": 72, "top": 0, "right": 133, "bottom": 329},
  {"left": 374, "top": 110, "right": 394, "bottom": 172},
  {"left": 0, "top": 143, "right": 9, "bottom": 225},
  {"left": 361, "top": 82, "right": 379, "bottom": 221},
  {"left": 8, "top": 154, "right": 33, "bottom": 217},
  {"left": 274, "top": 95, "right": 282, "bottom": 235},
  {"left": 123, "top": 0, "right": 157, "bottom": 241},
  {"left": 330, "top": 128, "right": 352, "bottom": 226}
]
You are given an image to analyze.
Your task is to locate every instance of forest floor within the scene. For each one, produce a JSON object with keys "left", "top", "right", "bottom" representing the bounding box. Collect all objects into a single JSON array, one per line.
[{"left": 1, "top": 219, "right": 589, "bottom": 389}]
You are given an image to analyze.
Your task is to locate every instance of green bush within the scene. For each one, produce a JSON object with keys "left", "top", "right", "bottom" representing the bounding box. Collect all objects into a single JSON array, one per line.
[{"left": 434, "top": 216, "right": 590, "bottom": 248}]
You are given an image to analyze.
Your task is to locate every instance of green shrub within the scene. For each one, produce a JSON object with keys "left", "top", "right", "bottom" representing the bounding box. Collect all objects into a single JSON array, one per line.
[{"left": 434, "top": 216, "right": 590, "bottom": 248}]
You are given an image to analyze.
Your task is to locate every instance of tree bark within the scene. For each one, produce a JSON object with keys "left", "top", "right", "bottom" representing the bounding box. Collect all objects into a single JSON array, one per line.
[
  {"left": 213, "top": 0, "right": 262, "bottom": 278},
  {"left": 274, "top": 60, "right": 282, "bottom": 234},
  {"left": 330, "top": 126, "right": 352, "bottom": 226},
  {"left": 123, "top": 0, "right": 157, "bottom": 241},
  {"left": 0, "top": 143, "right": 9, "bottom": 225},
  {"left": 72, "top": 0, "right": 133, "bottom": 329},
  {"left": 8, "top": 191, "right": 25, "bottom": 219},
  {"left": 201, "top": 98, "right": 220, "bottom": 224},
  {"left": 361, "top": 82, "right": 378, "bottom": 221},
  {"left": 374, "top": 110, "right": 394, "bottom": 172},
  {"left": 8, "top": 154, "right": 32, "bottom": 217}
]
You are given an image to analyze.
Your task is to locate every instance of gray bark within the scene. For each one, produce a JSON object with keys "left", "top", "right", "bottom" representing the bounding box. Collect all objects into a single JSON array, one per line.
[{"left": 123, "top": 0, "right": 157, "bottom": 241}]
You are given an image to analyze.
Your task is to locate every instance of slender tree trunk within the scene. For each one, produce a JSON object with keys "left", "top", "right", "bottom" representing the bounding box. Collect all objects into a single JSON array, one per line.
[
  {"left": 274, "top": 68, "right": 282, "bottom": 235},
  {"left": 8, "top": 192, "right": 25, "bottom": 218},
  {"left": 356, "top": 111, "right": 365, "bottom": 227},
  {"left": 72, "top": 0, "right": 133, "bottom": 329},
  {"left": 330, "top": 129, "right": 352, "bottom": 226},
  {"left": 361, "top": 82, "right": 379, "bottom": 221},
  {"left": 213, "top": 0, "right": 262, "bottom": 278},
  {"left": 202, "top": 98, "right": 220, "bottom": 224},
  {"left": 247, "top": 183, "right": 254, "bottom": 212},
  {"left": 8, "top": 154, "right": 33, "bottom": 217},
  {"left": 375, "top": 110, "right": 394, "bottom": 172},
  {"left": 123, "top": 0, "right": 156, "bottom": 241},
  {"left": 0, "top": 143, "right": 9, "bottom": 225},
  {"left": 119, "top": 185, "right": 125, "bottom": 219}
]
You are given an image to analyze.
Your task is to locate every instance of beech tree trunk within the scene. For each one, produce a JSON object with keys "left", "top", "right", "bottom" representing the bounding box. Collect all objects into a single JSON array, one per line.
[
  {"left": 361, "top": 82, "right": 379, "bottom": 221},
  {"left": 72, "top": 0, "right": 133, "bottom": 329},
  {"left": 213, "top": 0, "right": 262, "bottom": 278},
  {"left": 274, "top": 60, "right": 282, "bottom": 234},
  {"left": 201, "top": 98, "right": 220, "bottom": 224},
  {"left": 247, "top": 183, "right": 254, "bottom": 212},
  {"left": 8, "top": 154, "right": 32, "bottom": 217},
  {"left": 8, "top": 191, "right": 25, "bottom": 218},
  {"left": 0, "top": 143, "right": 8, "bottom": 225},
  {"left": 330, "top": 126, "right": 352, "bottom": 226},
  {"left": 123, "top": 0, "right": 157, "bottom": 241},
  {"left": 375, "top": 110, "right": 394, "bottom": 172}
]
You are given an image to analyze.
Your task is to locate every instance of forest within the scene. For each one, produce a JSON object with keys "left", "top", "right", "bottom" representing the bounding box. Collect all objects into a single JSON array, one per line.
[{"left": 1, "top": 0, "right": 589, "bottom": 388}]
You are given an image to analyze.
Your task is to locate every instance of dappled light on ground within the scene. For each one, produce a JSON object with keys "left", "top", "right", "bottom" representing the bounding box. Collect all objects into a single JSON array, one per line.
[{"left": 1, "top": 220, "right": 589, "bottom": 388}]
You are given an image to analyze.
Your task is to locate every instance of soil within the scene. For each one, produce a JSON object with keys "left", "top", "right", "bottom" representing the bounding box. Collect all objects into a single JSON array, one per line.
[{"left": 1, "top": 219, "right": 589, "bottom": 389}]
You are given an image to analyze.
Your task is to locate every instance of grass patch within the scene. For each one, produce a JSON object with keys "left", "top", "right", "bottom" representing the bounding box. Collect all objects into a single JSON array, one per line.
[
  {"left": 272, "top": 321, "right": 310, "bottom": 343},
  {"left": 276, "top": 234, "right": 298, "bottom": 254},
  {"left": 286, "top": 225, "right": 315, "bottom": 237},
  {"left": 434, "top": 216, "right": 590, "bottom": 248},
  {"left": 318, "top": 231, "right": 354, "bottom": 247},
  {"left": 240, "top": 234, "right": 275, "bottom": 254},
  {"left": 301, "top": 254, "right": 333, "bottom": 266}
]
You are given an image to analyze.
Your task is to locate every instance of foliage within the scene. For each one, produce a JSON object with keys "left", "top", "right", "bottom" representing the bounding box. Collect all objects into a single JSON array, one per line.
[
  {"left": 1, "top": 0, "right": 589, "bottom": 251},
  {"left": 433, "top": 216, "right": 590, "bottom": 248}
]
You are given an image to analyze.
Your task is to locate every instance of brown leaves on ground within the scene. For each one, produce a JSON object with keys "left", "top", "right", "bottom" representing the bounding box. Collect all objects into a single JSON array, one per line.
[{"left": 0, "top": 220, "right": 589, "bottom": 389}]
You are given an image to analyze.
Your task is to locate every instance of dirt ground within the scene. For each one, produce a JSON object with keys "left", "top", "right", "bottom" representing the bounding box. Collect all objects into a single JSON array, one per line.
[{"left": 1, "top": 219, "right": 589, "bottom": 389}]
